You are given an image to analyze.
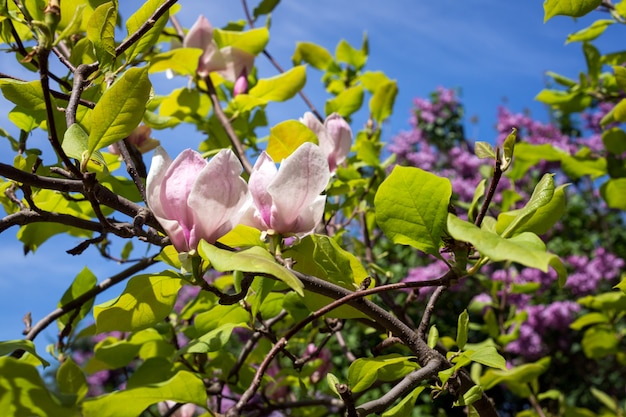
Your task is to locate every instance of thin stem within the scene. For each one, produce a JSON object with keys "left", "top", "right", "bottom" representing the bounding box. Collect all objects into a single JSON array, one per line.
[
  {"left": 201, "top": 74, "right": 253, "bottom": 174},
  {"left": 115, "top": 0, "right": 179, "bottom": 58},
  {"left": 474, "top": 158, "right": 503, "bottom": 227},
  {"left": 417, "top": 285, "right": 447, "bottom": 341}
]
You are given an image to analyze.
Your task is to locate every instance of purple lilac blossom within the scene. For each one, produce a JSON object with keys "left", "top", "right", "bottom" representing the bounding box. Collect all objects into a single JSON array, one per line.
[
  {"left": 506, "top": 301, "right": 581, "bottom": 360},
  {"left": 566, "top": 247, "right": 625, "bottom": 295}
]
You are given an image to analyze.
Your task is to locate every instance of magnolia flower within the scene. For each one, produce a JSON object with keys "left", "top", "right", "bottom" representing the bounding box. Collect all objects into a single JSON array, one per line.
[
  {"left": 233, "top": 67, "right": 249, "bottom": 96},
  {"left": 108, "top": 125, "right": 159, "bottom": 155},
  {"left": 184, "top": 15, "right": 254, "bottom": 82},
  {"left": 241, "top": 142, "right": 330, "bottom": 236},
  {"left": 300, "top": 112, "right": 352, "bottom": 172},
  {"left": 146, "top": 147, "right": 249, "bottom": 252},
  {"left": 157, "top": 401, "right": 196, "bottom": 417}
]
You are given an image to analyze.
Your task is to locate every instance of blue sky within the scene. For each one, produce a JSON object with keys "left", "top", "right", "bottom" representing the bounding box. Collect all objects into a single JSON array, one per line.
[{"left": 0, "top": 1, "right": 621, "bottom": 349}]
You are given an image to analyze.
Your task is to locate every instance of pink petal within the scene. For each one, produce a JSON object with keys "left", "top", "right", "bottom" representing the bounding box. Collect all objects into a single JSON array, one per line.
[
  {"left": 324, "top": 113, "right": 352, "bottom": 170},
  {"left": 217, "top": 47, "right": 255, "bottom": 82},
  {"left": 146, "top": 146, "right": 172, "bottom": 221},
  {"left": 146, "top": 148, "right": 189, "bottom": 251},
  {"left": 247, "top": 152, "right": 278, "bottom": 229},
  {"left": 268, "top": 142, "right": 330, "bottom": 233},
  {"left": 187, "top": 149, "right": 249, "bottom": 246},
  {"left": 301, "top": 112, "right": 334, "bottom": 169},
  {"left": 292, "top": 195, "right": 327, "bottom": 235},
  {"left": 183, "top": 16, "right": 213, "bottom": 50}
]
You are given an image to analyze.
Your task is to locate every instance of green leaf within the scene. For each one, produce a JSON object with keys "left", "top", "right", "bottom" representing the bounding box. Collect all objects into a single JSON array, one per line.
[
  {"left": 57, "top": 266, "right": 97, "bottom": 330},
  {"left": 325, "top": 85, "right": 364, "bottom": 117},
  {"left": 89, "top": 329, "right": 174, "bottom": 372},
  {"left": 54, "top": 3, "right": 87, "bottom": 46},
  {"left": 94, "top": 271, "right": 183, "bottom": 332},
  {"left": 369, "top": 80, "right": 398, "bottom": 123},
  {"left": 475, "top": 142, "right": 496, "bottom": 159},
  {"left": 0, "top": 79, "right": 46, "bottom": 111},
  {"left": 570, "top": 312, "right": 609, "bottom": 330},
  {"left": 0, "top": 357, "right": 74, "bottom": 415},
  {"left": 149, "top": 48, "right": 203, "bottom": 76},
  {"left": 348, "top": 354, "right": 419, "bottom": 393},
  {"left": 457, "top": 385, "right": 483, "bottom": 407},
  {"left": 447, "top": 214, "right": 567, "bottom": 285},
  {"left": 124, "top": 0, "right": 170, "bottom": 62},
  {"left": 57, "top": 357, "right": 88, "bottom": 403},
  {"left": 544, "top": 0, "right": 602, "bottom": 21},
  {"left": 0, "top": 340, "right": 50, "bottom": 367},
  {"left": 292, "top": 42, "right": 333, "bottom": 70},
  {"left": 602, "top": 128, "right": 626, "bottom": 155},
  {"left": 600, "top": 178, "right": 626, "bottom": 210},
  {"left": 462, "top": 346, "right": 507, "bottom": 370},
  {"left": 62, "top": 123, "right": 106, "bottom": 172},
  {"left": 613, "top": 65, "right": 626, "bottom": 90},
  {"left": 179, "top": 323, "right": 241, "bottom": 355},
  {"left": 82, "top": 371, "right": 206, "bottom": 417},
  {"left": 566, "top": 19, "right": 614, "bottom": 43},
  {"left": 501, "top": 128, "right": 516, "bottom": 171},
  {"left": 88, "top": 67, "right": 152, "bottom": 157},
  {"left": 582, "top": 326, "right": 619, "bottom": 358},
  {"left": 198, "top": 242, "right": 303, "bottom": 296},
  {"left": 381, "top": 386, "right": 424, "bottom": 417},
  {"left": 360, "top": 71, "right": 392, "bottom": 93},
  {"left": 159, "top": 87, "right": 211, "bottom": 122},
  {"left": 213, "top": 27, "right": 269, "bottom": 54},
  {"left": 335, "top": 39, "right": 367, "bottom": 69},
  {"left": 326, "top": 373, "right": 341, "bottom": 398},
  {"left": 86, "top": 1, "right": 117, "bottom": 68},
  {"left": 282, "top": 235, "right": 370, "bottom": 319},
  {"left": 375, "top": 166, "right": 452, "bottom": 257},
  {"left": 253, "top": 0, "right": 280, "bottom": 18},
  {"left": 266, "top": 120, "right": 317, "bottom": 161},
  {"left": 427, "top": 325, "right": 439, "bottom": 349},
  {"left": 249, "top": 65, "right": 306, "bottom": 103},
  {"left": 480, "top": 357, "right": 550, "bottom": 391},
  {"left": 457, "top": 310, "right": 469, "bottom": 350},
  {"left": 583, "top": 42, "right": 602, "bottom": 85},
  {"left": 468, "top": 179, "right": 486, "bottom": 223},
  {"left": 496, "top": 174, "right": 554, "bottom": 238}
]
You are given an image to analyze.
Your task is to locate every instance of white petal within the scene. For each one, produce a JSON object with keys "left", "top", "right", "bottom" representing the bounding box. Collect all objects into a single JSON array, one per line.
[
  {"left": 187, "top": 149, "right": 249, "bottom": 245},
  {"left": 268, "top": 142, "right": 330, "bottom": 233}
]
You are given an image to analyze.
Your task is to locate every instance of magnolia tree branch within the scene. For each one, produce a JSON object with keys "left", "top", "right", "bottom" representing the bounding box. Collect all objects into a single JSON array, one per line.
[
  {"left": 201, "top": 74, "right": 254, "bottom": 174},
  {"left": 356, "top": 360, "right": 440, "bottom": 416},
  {"left": 226, "top": 267, "right": 498, "bottom": 417},
  {"left": 0, "top": 163, "right": 162, "bottom": 231},
  {"left": 115, "top": 0, "right": 179, "bottom": 58}
]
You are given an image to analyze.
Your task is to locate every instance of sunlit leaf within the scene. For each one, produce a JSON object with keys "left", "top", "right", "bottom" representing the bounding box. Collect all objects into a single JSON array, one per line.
[
  {"left": 375, "top": 166, "right": 451, "bottom": 257},
  {"left": 82, "top": 371, "right": 206, "bottom": 417},
  {"left": 94, "top": 271, "right": 183, "bottom": 332}
]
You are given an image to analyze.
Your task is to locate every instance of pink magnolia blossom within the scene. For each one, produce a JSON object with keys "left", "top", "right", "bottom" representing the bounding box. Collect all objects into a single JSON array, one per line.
[
  {"left": 184, "top": 15, "right": 254, "bottom": 82},
  {"left": 157, "top": 401, "right": 197, "bottom": 417},
  {"left": 241, "top": 142, "right": 330, "bottom": 236},
  {"left": 108, "top": 125, "right": 159, "bottom": 155},
  {"left": 301, "top": 112, "right": 352, "bottom": 172},
  {"left": 146, "top": 147, "right": 249, "bottom": 252}
]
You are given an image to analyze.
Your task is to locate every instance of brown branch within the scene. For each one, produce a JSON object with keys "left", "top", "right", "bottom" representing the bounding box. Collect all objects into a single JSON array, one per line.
[
  {"left": 417, "top": 285, "right": 447, "bottom": 342},
  {"left": 115, "top": 0, "right": 179, "bottom": 58},
  {"left": 201, "top": 74, "right": 253, "bottom": 174}
]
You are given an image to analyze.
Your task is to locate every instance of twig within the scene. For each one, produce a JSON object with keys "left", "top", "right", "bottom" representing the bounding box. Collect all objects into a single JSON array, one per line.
[
  {"left": 417, "top": 286, "right": 447, "bottom": 342},
  {"left": 116, "top": 139, "right": 147, "bottom": 201},
  {"left": 115, "top": 0, "right": 179, "bottom": 58},
  {"left": 337, "top": 384, "right": 358, "bottom": 417},
  {"left": 201, "top": 74, "right": 253, "bottom": 174},
  {"left": 474, "top": 158, "right": 503, "bottom": 228},
  {"left": 356, "top": 361, "right": 440, "bottom": 416}
]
